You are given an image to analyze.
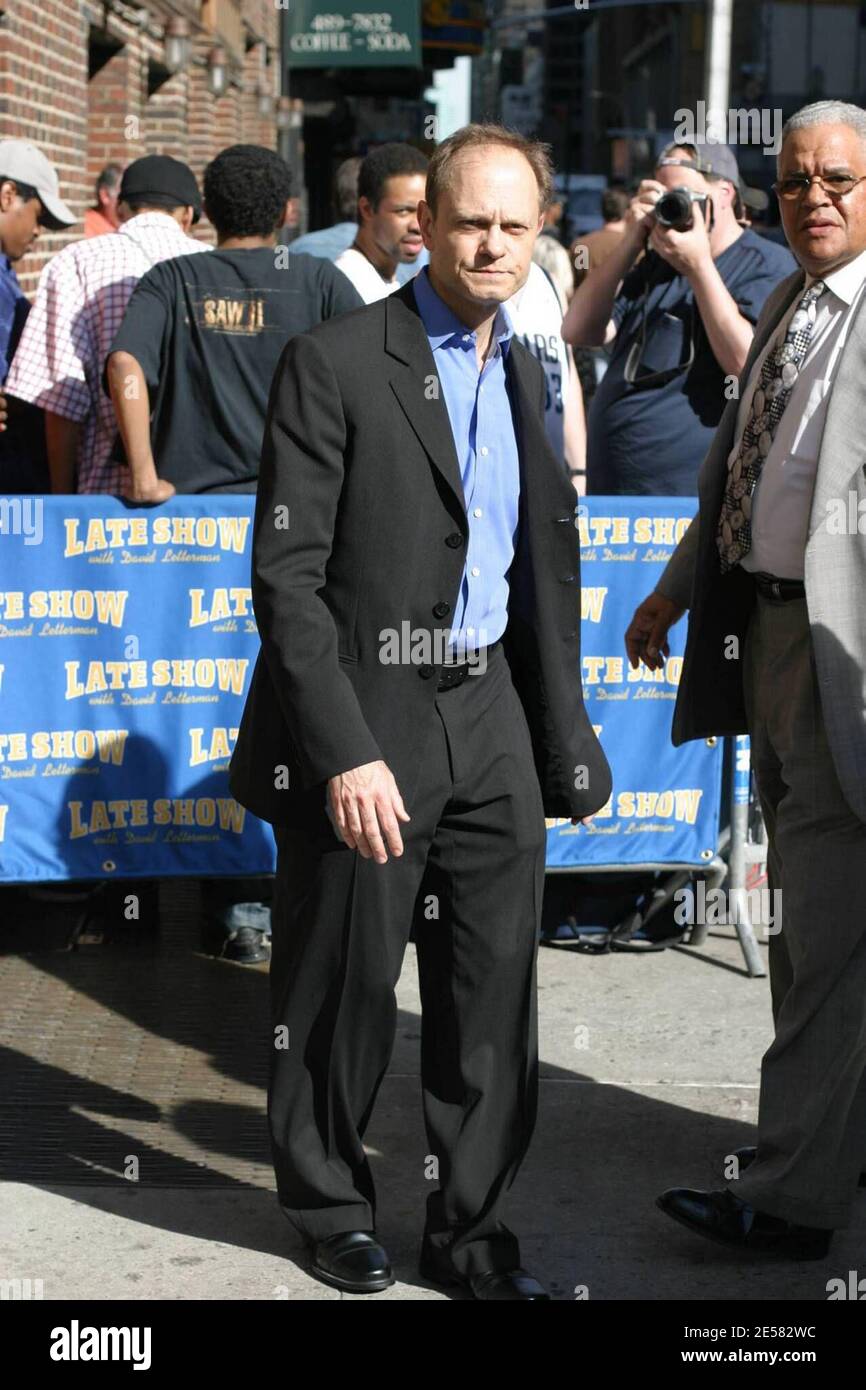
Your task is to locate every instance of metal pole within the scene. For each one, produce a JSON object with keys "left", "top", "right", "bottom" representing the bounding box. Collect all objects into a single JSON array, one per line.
[
  {"left": 704, "top": 0, "right": 733, "bottom": 112},
  {"left": 729, "top": 735, "right": 766, "bottom": 978}
]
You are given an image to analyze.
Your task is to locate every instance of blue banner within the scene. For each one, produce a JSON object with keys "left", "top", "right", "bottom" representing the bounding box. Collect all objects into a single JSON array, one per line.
[
  {"left": 0, "top": 497, "right": 274, "bottom": 882},
  {"left": 0, "top": 496, "right": 723, "bottom": 883},
  {"left": 733, "top": 733, "right": 751, "bottom": 805},
  {"left": 545, "top": 496, "right": 724, "bottom": 869}
]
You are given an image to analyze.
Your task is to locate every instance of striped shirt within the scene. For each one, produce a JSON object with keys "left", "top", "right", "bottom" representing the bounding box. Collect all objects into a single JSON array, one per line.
[{"left": 6, "top": 213, "right": 209, "bottom": 494}]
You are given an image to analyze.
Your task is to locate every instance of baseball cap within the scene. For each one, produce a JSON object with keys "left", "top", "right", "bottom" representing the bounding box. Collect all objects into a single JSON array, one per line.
[
  {"left": 657, "top": 141, "right": 769, "bottom": 213},
  {"left": 119, "top": 155, "right": 202, "bottom": 224},
  {"left": 0, "top": 140, "right": 77, "bottom": 230}
]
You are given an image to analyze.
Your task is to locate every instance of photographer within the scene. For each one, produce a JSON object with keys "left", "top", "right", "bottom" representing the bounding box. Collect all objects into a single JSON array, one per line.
[{"left": 562, "top": 142, "right": 796, "bottom": 494}]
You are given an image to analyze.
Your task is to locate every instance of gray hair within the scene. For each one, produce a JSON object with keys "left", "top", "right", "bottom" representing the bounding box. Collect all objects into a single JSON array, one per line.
[{"left": 778, "top": 101, "right": 866, "bottom": 171}]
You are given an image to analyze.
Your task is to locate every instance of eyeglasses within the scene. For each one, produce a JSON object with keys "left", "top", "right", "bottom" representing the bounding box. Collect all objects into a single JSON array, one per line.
[{"left": 773, "top": 172, "right": 866, "bottom": 200}]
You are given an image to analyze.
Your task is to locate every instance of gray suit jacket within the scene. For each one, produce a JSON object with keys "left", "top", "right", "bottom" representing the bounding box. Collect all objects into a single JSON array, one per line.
[{"left": 655, "top": 265, "right": 866, "bottom": 822}]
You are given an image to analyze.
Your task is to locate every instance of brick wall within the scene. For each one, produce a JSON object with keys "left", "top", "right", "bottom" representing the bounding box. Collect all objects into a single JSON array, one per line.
[
  {"left": 88, "top": 43, "right": 148, "bottom": 179},
  {"left": 0, "top": 0, "right": 281, "bottom": 294},
  {"left": 144, "top": 71, "right": 189, "bottom": 163},
  {"left": 0, "top": 0, "right": 90, "bottom": 291}
]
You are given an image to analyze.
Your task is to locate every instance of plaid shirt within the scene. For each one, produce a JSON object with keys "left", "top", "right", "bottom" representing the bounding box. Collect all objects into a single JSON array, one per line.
[{"left": 6, "top": 213, "right": 209, "bottom": 494}]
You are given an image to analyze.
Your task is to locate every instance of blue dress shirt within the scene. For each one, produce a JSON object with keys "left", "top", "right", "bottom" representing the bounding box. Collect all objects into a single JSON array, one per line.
[
  {"left": 412, "top": 268, "right": 521, "bottom": 655},
  {"left": 288, "top": 221, "right": 357, "bottom": 262},
  {"left": 0, "top": 254, "right": 30, "bottom": 383},
  {"left": 0, "top": 254, "right": 46, "bottom": 491}
]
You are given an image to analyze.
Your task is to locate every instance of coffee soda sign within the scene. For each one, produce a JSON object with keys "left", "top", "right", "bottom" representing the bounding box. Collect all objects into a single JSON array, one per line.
[{"left": 284, "top": 1, "right": 421, "bottom": 67}]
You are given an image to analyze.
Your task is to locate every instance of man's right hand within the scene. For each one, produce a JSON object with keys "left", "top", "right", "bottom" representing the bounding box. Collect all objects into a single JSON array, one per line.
[
  {"left": 625, "top": 591, "right": 686, "bottom": 672},
  {"left": 328, "top": 759, "right": 410, "bottom": 864},
  {"left": 623, "top": 179, "right": 665, "bottom": 243},
  {"left": 124, "top": 475, "right": 176, "bottom": 505},
  {"left": 0, "top": 387, "right": 7, "bottom": 433}
]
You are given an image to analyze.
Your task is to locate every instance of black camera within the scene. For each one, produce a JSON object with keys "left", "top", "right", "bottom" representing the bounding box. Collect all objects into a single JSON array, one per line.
[{"left": 654, "top": 186, "right": 709, "bottom": 231}]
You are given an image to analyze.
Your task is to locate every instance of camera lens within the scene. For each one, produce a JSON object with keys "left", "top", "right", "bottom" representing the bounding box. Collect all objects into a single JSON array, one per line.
[{"left": 655, "top": 187, "right": 694, "bottom": 231}]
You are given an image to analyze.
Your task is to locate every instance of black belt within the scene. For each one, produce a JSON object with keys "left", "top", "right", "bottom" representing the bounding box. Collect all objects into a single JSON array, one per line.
[
  {"left": 437, "top": 641, "right": 500, "bottom": 691},
  {"left": 752, "top": 571, "right": 806, "bottom": 602}
]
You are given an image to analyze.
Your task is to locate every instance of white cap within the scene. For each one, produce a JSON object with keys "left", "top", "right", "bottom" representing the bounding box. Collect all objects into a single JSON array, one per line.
[{"left": 0, "top": 140, "right": 76, "bottom": 228}]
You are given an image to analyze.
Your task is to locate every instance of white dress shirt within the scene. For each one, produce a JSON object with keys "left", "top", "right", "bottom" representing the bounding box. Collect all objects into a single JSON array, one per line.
[
  {"left": 732, "top": 247, "right": 866, "bottom": 579},
  {"left": 334, "top": 246, "right": 400, "bottom": 304}
]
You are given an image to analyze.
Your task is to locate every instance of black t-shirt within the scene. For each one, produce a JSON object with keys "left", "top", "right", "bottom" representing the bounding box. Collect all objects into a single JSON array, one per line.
[
  {"left": 587, "top": 229, "right": 797, "bottom": 496},
  {"left": 106, "top": 247, "right": 363, "bottom": 493}
]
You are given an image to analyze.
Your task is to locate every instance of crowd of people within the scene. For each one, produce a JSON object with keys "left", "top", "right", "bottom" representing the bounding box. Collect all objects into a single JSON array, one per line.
[{"left": 1, "top": 125, "right": 799, "bottom": 514}]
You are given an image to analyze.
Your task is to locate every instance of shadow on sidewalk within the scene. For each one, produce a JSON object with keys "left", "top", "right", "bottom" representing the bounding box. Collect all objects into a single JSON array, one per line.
[{"left": 1, "top": 887, "right": 862, "bottom": 1300}]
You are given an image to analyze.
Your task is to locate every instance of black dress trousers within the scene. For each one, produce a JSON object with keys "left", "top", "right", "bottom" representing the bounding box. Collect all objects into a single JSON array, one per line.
[{"left": 268, "top": 643, "right": 548, "bottom": 1277}]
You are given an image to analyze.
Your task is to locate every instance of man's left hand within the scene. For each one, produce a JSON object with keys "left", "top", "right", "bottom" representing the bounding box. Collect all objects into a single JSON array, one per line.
[
  {"left": 648, "top": 200, "right": 712, "bottom": 277},
  {"left": 571, "top": 815, "right": 595, "bottom": 826}
]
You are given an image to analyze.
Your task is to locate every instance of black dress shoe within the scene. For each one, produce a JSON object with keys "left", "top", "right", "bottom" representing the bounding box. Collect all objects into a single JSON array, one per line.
[
  {"left": 309, "top": 1230, "right": 394, "bottom": 1294},
  {"left": 201, "top": 921, "right": 269, "bottom": 964},
  {"left": 468, "top": 1269, "right": 551, "bottom": 1300},
  {"left": 728, "top": 1145, "right": 866, "bottom": 1188},
  {"left": 419, "top": 1244, "right": 549, "bottom": 1299},
  {"left": 657, "top": 1187, "right": 832, "bottom": 1260}
]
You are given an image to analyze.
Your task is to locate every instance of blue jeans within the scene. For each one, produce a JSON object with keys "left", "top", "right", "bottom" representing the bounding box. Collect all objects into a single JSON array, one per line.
[{"left": 201, "top": 877, "right": 273, "bottom": 936}]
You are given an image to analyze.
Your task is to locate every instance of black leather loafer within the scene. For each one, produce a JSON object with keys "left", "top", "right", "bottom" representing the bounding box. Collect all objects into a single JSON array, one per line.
[
  {"left": 309, "top": 1230, "right": 394, "bottom": 1294},
  {"left": 657, "top": 1187, "right": 833, "bottom": 1260},
  {"left": 419, "top": 1244, "right": 550, "bottom": 1299},
  {"left": 727, "top": 1145, "right": 866, "bottom": 1188},
  {"left": 469, "top": 1269, "right": 551, "bottom": 1300}
]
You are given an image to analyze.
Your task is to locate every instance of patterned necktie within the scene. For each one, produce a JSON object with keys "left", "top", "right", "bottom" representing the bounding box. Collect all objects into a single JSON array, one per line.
[{"left": 716, "top": 278, "right": 826, "bottom": 573}]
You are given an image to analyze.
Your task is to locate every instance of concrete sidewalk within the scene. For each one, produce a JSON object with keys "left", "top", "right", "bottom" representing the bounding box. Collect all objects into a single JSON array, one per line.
[{"left": 1, "top": 920, "right": 863, "bottom": 1301}]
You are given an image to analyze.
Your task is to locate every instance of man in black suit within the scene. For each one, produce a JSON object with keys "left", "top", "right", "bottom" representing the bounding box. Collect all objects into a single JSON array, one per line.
[{"left": 230, "top": 123, "right": 612, "bottom": 1299}]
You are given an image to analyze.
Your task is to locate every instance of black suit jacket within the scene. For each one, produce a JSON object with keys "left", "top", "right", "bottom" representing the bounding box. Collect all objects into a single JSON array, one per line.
[{"left": 229, "top": 280, "right": 612, "bottom": 825}]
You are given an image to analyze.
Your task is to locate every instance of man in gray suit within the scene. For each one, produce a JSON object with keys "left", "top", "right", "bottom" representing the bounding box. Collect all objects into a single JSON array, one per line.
[{"left": 625, "top": 100, "right": 866, "bottom": 1260}]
